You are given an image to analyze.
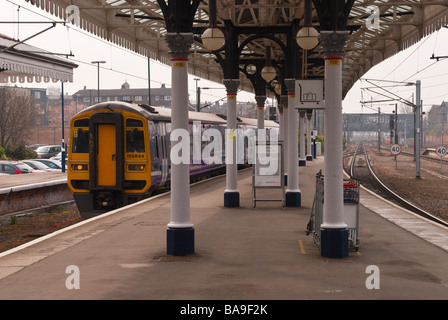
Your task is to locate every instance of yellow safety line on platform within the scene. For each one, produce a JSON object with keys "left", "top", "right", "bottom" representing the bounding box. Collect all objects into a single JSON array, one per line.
[{"left": 298, "top": 240, "right": 307, "bottom": 255}]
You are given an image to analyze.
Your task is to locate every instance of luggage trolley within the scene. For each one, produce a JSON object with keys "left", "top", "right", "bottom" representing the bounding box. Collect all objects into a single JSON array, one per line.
[
  {"left": 343, "top": 178, "right": 360, "bottom": 251},
  {"left": 306, "top": 171, "right": 360, "bottom": 251}
]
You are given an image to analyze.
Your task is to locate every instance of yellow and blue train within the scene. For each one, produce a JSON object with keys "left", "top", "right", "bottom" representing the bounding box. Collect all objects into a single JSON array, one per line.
[{"left": 67, "top": 101, "right": 278, "bottom": 218}]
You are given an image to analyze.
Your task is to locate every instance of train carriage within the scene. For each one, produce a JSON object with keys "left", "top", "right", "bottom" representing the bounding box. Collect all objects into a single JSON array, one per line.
[{"left": 68, "top": 101, "right": 278, "bottom": 218}]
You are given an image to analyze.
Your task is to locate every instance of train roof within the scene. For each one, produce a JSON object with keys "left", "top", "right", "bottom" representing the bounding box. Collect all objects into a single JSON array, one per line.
[
  {"left": 75, "top": 101, "right": 278, "bottom": 127},
  {"left": 238, "top": 117, "right": 279, "bottom": 128}
]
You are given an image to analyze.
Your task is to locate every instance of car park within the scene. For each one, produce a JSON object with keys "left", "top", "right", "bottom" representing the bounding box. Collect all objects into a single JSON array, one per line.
[
  {"left": 35, "top": 145, "right": 62, "bottom": 159},
  {"left": 30, "top": 158, "right": 65, "bottom": 170},
  {"left": 27, "top": 144, "right": 46, "bottom": 151},
  {"left": 0, "top": 160, "right": 34, "bottom": 174},
  {"left": 50, "top": 151, "right": 68, "bottom": 162},
  {"left": 23, "top": 160, "right": 60, "bottom": 172}
]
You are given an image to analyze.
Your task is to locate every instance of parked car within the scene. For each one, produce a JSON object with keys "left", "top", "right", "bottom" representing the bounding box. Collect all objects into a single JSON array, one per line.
[
  {"left": 50, "top": 151, "right": 68, "bottom": 162},
  {"left": 23, "top": 160, "right": 60, "bottom": 172},
  {"left": 27, "top": 144, "right": 47, "bottom": 151},
  {"left": 30, "top": 158, "right": 64, "bottom": 170},
  {"left": 0, "top": 160, "right": 33, "bottom": 174},
  {"left": 35, "top": 145, "right": 62, "bottom": 159}
]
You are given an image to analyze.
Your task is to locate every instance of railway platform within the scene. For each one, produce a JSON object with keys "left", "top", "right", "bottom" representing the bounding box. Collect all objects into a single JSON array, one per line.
[
  {"left": 0, "top": 157, "right": 447, "bottom": 303},
  {"left": 0, "top": 171, "right": 66, "bottom": 189},
  {"left": 0, "top": 171, "right": 70, "bottom": 215}
]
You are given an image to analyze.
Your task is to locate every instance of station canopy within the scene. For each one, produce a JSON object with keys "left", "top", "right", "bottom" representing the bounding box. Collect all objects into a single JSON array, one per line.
[
  {"left": 23, "top": 0, "right": 448, "bottom": 97},
  {"left": 0, "top": 33, "right": 78, "bottom": 83}
]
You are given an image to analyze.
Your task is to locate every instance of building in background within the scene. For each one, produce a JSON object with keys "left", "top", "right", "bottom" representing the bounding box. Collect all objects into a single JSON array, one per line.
[
  {"left": 72, "top": 81, "right": 172, "bottom": 108},
  {"left": 6, "top": 81, "right": 270, "bottom": 147},
  {"left": 427, "top": 101, "right": 448, "bottom": 145}
]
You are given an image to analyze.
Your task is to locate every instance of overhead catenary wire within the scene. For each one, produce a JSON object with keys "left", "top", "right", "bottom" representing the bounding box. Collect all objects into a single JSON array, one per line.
[{"left": 360, "top": 29, "right": 448, "bottom": 106}]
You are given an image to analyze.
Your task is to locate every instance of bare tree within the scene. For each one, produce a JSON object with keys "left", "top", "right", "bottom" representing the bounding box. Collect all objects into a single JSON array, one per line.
[
  {"left": 399, "top": 102, "right": 413, "bottom": 114},
  {"left": 0, "top": 87, "right": 38, "bottom": 146},
  {"left": 47, "top": 86, "right": 61, "bottom": 96}
]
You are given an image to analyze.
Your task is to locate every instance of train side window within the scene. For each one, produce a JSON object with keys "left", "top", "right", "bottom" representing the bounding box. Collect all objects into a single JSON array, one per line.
[
  {"left": 154, "top": 136, "right": 160, "bottom": 158},
  {"left": 72, "top": 128, "right": 89, "bottom": 153}
]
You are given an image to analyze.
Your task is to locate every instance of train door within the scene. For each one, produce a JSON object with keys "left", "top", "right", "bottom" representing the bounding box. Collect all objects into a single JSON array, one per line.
[
  {"left": 160, "top": 121, "right": 169, "bottom": 186},
  {"left": 89, "top": 112, "right": 124, "bottom": 191},
  {"left": 97, "top": 124, "right": 116, "bottom": 185}
]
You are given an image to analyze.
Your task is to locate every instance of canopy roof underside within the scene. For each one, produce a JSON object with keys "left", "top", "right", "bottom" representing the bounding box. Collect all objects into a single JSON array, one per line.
[
  {"left": 0, "top": 33, "right": 78, "bottom": 83},
  {"left": 24, "top": 0, "right": 448, "bottom": 98}
]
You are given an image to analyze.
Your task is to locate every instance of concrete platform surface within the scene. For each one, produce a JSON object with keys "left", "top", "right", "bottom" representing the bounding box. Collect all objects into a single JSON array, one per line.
[
  {"left": 0, "top": 157, "right": 447, "bottom": 305},
  {"left": 0, "top": 171, "right": 66, "bottom": 189}
]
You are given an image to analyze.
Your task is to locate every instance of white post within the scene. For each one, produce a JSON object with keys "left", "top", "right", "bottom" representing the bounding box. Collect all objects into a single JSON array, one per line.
[
  {"left": 319, "top": 30, "right": 350, "bottom": 258},
  {"left": 299, "top": 110, "right": 306, "bottom": 166},
  {"left": 223, "top": 79, "right": 240, "bottom": 207},
  {"left": 281, "top": 95, "right": 288, "bottom": 185},
  {"left": 306, "top": 110, "right": 313, "bottom": 161},
  {"left": 285, "top": 79, "right": 301, "bottom": 207},
  {"left": 164, "top": 33, "right": 194, "bottom": 256},
  {"left": 415, "top": 80, "right": 421, "bottom": 178},
  {"left": 279, "top": 107, "right": 284, "bottom": 141}
]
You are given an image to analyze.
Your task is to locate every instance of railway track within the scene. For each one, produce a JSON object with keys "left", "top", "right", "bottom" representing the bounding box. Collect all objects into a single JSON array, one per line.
[
  {"left": 380, "top": 146, "right": 448, "bottom": 166},
  {"left": 346, "top": 142, "right": 448, "bottom": 228}
]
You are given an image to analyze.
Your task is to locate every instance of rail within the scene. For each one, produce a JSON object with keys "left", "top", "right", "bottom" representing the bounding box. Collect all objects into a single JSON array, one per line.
[{"left": 353, "top": 143, "right": 448, "bottom": 228}]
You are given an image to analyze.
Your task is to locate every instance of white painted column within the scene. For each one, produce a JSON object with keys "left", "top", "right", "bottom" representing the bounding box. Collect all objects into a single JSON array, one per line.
[
  {"left": 281, "top": 95, "right": 288, "bottom": 184},
  {"left": 279, "top": 106, "right": 284, "bottom": 141},
  {"left": 223, "top": 79, "right": 240, "bottom": 207},
  {"left": 255, "top": 95, "right": 266, "bottom": 129},
  {"left": 164, "top": 33, "right": 194, "bottom": 256},
  {"left": 299, "top": 110, "right": 306, "bottom": 166},
  {"left": 306, "top": 110, "right": 313, "bottom": 161},
  {"left": 285, "top": 79, "right": 300, "bottom": 207},
  {"left": 319, "top": 30, "right": 350, "bottom": 258}
]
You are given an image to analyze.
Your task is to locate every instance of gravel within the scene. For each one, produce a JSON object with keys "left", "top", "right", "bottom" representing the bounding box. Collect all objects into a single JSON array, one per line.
[{"left": 355, "top": 144, "right": 448, "bottom": 223}]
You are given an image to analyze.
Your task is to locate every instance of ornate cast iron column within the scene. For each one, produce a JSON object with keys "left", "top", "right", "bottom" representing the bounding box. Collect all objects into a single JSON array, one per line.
[
  {"left": 306, "top": 110, "right": 313, "bottom": 161},
  {"left": 255, "top": 95, "right": 267, "bottom": 129},
  {"left": 299, "top": 110, "right": 306, "bottom": 166},
  {"left": 284, "top": 78, "right": 301, "bottom": 207},
  {"left": 165, "top": 32, "right": 195, "bottom": 256},
  {"left": 223, "top": 79, "right": 241, "bottom": 207},
  {"left": 319, "top": 30, "right": 350, "bottom": 258},
  {"left": 281, "top": 95, "right": 288, "bottom": 185}
]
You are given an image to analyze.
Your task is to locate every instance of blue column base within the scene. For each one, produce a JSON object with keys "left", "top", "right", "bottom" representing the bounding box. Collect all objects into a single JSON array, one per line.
[
  {"left": 299, "top": 159, "right": 306, "bottom": 166},
  {"left": 285, "top": 191, "right": 301, "bottom": 207},
  {"left": 224, "top": 191, "right": 240, "bottom": 207},
  {"left": 306, "top": 155, "right": 313, "bottom": 161},
  {"left": 321, "top": 228, "right": 349, "bottom": 258},
  {"left": 167, "top": 227, "right": 195, "bottom": 256}
]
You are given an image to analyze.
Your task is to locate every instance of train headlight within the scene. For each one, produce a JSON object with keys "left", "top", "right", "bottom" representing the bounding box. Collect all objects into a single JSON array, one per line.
[
  {"left": 128, "top": 164, "right": 146, "bottom": 171},
  {"left": 72, "top": 164, "right": 88, "bottom": 170}
]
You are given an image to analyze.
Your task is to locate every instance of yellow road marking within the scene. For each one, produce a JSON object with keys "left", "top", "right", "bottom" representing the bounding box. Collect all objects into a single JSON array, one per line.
[{"left": 298, "top": 240, "right": 307, "bottom": 255}]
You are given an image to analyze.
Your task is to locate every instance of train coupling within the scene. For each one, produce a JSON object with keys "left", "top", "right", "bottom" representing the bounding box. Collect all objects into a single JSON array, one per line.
[{"left": 95, "top": 191, "right": 118, "bottom": 210}]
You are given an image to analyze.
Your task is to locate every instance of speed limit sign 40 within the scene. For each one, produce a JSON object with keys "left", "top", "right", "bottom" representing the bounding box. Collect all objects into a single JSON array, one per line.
[
  {"left": 436, "top": 145, "right": 447, "bottom": 157},
  {"left": 390, "top": 144, "right": 401, "bottom": 155}
]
